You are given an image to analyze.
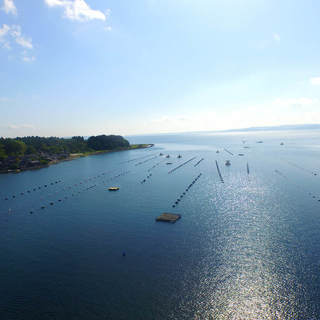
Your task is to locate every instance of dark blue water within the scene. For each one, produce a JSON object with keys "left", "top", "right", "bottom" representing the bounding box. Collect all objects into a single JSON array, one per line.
[{"left": 1, "top": 130, "right": 320, "bottom": 319}]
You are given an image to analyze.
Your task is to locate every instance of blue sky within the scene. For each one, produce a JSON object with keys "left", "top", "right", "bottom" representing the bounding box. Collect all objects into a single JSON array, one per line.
[{"left": 1, "top": 0, "right": 320, "bottom": 137}]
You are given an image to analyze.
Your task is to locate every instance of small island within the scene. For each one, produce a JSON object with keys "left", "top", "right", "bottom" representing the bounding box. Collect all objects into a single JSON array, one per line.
[{"left": 0, "top": 135, "right": 152, "bottom": 173}]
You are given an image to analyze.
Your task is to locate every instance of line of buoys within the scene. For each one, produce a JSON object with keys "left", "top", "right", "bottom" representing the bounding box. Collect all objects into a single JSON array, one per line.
[
  {"left": 168, "top": 157, "right": 196, "bottom": 174},
  {"left": 121, "top": 153, "right": 158, "bottom": 164},
  {"left": 135, "top": 156, "right": 158, "bottom": 166},
  {"left": 140, "top": 173, "right": 152, "bottom": 184},
  {"left": 275, "top": 169, "right": 320, "bottom": 203},
  {"left": 2, "top": 180, "right": 62, "bottom": 201},
  {"left": 224, "top": 149, "right": 234, "bottom": 156},
  {"left": 275, "top": 169, "right": 287, "bottom": 178},
  {"left": 4, "top": 167, "right": 131, "bottom": 215},
  {"left": 215, "top": 160, "right": 224, "bottom": 183},
  {"left": 171, "top": 173, "right": 202, "bottom": 208},
  {"left": 194, "top": 158, "right": 204, "bottom": 167},
  {"left": 147, "top": 159, "right": 166, "bottom": 172},
  {"left": 287, "top": 161, "right": 318, "bottom": 176}
]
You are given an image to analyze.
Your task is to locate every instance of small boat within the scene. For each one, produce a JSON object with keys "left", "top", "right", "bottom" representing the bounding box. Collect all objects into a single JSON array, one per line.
[
  {"left": 166, "top": 162, "right": 173, "bottom": 165},
  {"left": 216, "top": 150, "right": 220, "bottom": 153},
  {"left": 159, "top": 153, "right": 163, "bottom": 156},
  {"left": 238, "top": 153, "right": 244, "bottom": 156},
  {"left": 280, "top": 142, "right": 284, "bottom": 146},
  {"left": 166, "top": 155, "right": 170, "bottom": 158},
  {"left": 257, "top": 141, "right": 263, "bottom": 143},
  {"left": 177, "top": 155, "right": 182, "bottom": 158},
  {"left": 225, "top": 160, "right": 231, "bottom": 166},
  {"left": 108, "top": 187, "right": 120, "bottom": 191}
]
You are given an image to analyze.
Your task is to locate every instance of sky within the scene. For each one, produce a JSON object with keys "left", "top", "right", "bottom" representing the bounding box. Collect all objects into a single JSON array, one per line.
[{"left": 1, "top": 0, "right": 320, "bottom": 137}]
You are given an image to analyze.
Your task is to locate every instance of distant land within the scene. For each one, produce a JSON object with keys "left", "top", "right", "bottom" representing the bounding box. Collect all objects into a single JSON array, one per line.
[
  {"left": 222, "top": 123, "right": 320, "bottom": 133},
  {"left": 127, "top": 124, "right": 320, "bottom": 138},
  {"left": 0, "top": 135, "right": 152, "bottom": 174}
]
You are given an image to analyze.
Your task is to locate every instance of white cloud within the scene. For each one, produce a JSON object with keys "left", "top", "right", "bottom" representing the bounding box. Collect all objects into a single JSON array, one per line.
[
  {"left": 0, "top": 24, "right": 33, "bottom": 54},
  {"left": 8, "top": 124, "right": 35, "bottom": 130},
  {"left": 0, "top": 24, "right": 11, "bottom": 49},
  {"left": 310, "top": 77, "right": 320, "bottom": 86},
  {"left": 10, "top": 25, "right": 33, "bottom": 49},
  {"left": 273, "top": 33, "right": 280, "bottom": 42},
  {"left": 22, "top": 55, "right": 36, "bottom": 62},
  {"left": 15, "top": 35, "right": 33, "bottom": 49},
  {"left": 273, "top": 97, "right": 318, "bottom": 107},
  {"left": 259, "top": 33, "right": 281, "bottom": 49},
  {"left": 2, "top": 0, "right": 17, "bottom": 15},
  {"left": 45, "top": 0, "right": 107, "bottom": 22},
  {"left": 0, "top": 24, "right": 10, "bottom": 38}
]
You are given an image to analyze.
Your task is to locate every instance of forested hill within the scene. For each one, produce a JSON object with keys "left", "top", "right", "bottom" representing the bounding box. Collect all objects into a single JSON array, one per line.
[{"left": 0, "top": 135, "right": 143, "bottom": 172}]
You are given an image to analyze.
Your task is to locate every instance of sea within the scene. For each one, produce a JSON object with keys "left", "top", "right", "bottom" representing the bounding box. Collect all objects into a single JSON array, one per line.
[{"left": 1, "top": 130, "right": 320, "bottom": 319}]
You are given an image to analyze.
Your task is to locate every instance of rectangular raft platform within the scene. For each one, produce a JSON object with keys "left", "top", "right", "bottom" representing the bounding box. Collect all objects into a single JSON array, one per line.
[{"left": 156, "top": 213, "right": 181, "bottom": 223}]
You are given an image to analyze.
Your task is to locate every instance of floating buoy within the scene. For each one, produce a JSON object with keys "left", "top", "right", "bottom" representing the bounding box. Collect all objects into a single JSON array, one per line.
[{"left": 122, "top": 251, "right": 126, "bottom": 257}]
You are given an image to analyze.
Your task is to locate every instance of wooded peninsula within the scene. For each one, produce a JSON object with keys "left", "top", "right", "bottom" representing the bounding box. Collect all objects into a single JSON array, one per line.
[{"left": 0, "top": 135, "right": 152, "bottom": 173}]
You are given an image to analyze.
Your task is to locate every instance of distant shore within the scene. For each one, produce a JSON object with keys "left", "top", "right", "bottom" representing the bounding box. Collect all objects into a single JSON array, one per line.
[{"left": 0, "top": 144, "right": 154, "bottom": 174}]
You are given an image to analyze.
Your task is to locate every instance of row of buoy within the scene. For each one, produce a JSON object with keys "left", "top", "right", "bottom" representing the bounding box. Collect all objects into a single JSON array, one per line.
[
  {"left": 168, "top": 157, "right": 196, "bottom": 174},
  {"left": 135, "top": 156, "right": 158, "bottom": 166},
  {"left": 308, "top": 192, "right": 320, "bottom": 202},
  {"left": 107, "top": 170, "right": 130, "bottom": 182},
  {"left": 4, "top": 169, "right": 131, "bottom": 215},
  {"left": 140, "top": 173, "right": 152, "bottom": 184},
  {"left": 287, "top": 161, "right": 318, "bottom": 176},
  {"left": 275, "top": 169, "right": 286, "bottom": 178},
  {"left": 172, "top": 173, "right": 202, "bottom": 208},
  {"left": 275, "top": 169, "right": 320, "bottom": 203},
  {"left": 121, "top": 153, "right": 157, "bottom": 164},
  {"left": 194, "top": 158, "right": 204, "bottom": 167},
  {"left": 215, "top": 160, "right": 224, "bottom": 183},
  {"left": 224, "top": 149, "right": 234, "bottom": 156},
  {"left": 147, "top": 160, "right": 165, "bottom": 172},
  {"left": 3, "top": 180, "right": 62, "bottom": 201}
]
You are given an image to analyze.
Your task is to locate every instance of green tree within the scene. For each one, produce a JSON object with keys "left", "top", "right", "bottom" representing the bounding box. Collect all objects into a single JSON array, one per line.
[
  {"left": 0, "top": 143, "right": 7, "bottom": 159},
  {"left": 3, "top": 139, "right": 27, "bottom": 156},
  {"left": 87, "top": 135, "right": 130, "bottom": 151}
]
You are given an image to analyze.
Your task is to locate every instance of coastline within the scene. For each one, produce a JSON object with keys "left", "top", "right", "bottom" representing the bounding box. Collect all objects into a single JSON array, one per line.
[{"left": 0, "top": 144, "right": 154, "bottom": 174}]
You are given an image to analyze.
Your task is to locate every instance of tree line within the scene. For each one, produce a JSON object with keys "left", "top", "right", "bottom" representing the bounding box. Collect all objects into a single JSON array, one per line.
[{"left": 0, "top": 135, "right": 130, "bottom": 159}]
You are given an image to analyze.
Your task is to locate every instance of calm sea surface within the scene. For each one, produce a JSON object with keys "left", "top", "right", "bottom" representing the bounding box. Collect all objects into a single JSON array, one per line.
[{"left": 1, "top": 130, "right": 320, "bottom": 319}]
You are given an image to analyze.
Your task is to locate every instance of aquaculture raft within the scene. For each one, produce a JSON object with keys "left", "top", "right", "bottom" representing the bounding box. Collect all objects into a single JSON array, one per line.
[{"left": 156, "top": 213, "right": 181, "bottom": 223}]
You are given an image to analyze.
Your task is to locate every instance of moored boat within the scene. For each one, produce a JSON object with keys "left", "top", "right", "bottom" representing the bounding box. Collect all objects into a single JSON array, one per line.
[{"left": 108, "top": 187, "right": 120, "bottom": 191}]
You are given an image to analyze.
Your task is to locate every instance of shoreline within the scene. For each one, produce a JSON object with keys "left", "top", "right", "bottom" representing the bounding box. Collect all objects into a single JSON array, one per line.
[{"left": 0, "top": 144, "right": 154, "bottom": 174}]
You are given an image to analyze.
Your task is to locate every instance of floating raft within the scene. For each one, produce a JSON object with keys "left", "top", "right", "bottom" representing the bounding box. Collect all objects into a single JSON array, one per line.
[{"left": 156, "top": 213, "right": 181, "bottom": 223}]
